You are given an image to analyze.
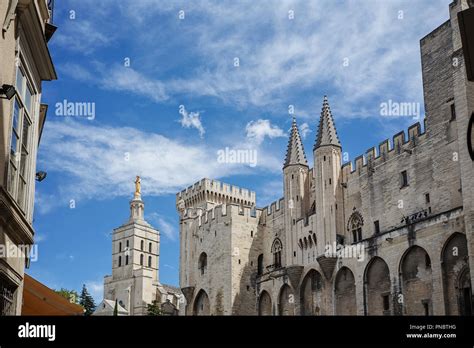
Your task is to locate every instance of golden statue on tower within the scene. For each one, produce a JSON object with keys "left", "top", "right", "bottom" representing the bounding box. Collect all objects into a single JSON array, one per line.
[{"left": 134, "top": 176, "right": 141, "bottom": 197}]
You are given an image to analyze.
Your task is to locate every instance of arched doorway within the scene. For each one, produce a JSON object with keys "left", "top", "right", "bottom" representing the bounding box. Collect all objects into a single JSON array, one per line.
[
  {"left": 300, "top": 270, "right": 323, "bottom": 315},
  {"left": 258, "top": 291, "right": 272, "bottom": 316},
  {"left": 400, "top": 246, "right": 433, "bottom": 315},
  {"left": 364, "top": 257, "right": 391, "bottom": 315},
  {"left": 442, "top": 233, "right": 472, "bottom": 315},
  {"left": 278, "top": 284, "right": 295, "bottom": 315},
  {"left": 193, "top": 289, "right": 210, "bottom": 316},
  {"left": 334, "top": 267, "right": 356, "bottom": 315}
]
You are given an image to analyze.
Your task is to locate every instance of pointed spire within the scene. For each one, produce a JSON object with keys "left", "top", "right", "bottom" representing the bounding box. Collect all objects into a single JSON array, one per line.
[
  {"left": 283, "top": 117, "right": 308, "bottom": 168},
  {"left": 314, "top": 96, "right": 341, "bottom": 150}
]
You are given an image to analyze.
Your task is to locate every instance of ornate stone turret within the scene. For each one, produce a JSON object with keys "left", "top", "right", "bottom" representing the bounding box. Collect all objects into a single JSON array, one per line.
[
  {"left": 283, "top": 117, "right": 310, "bottom": 266},
  {"left": 284, "top": 117, "right": 308, "bottom": 168},
  {"left": 314, "top": 96, "right": 341, "bottom": 150},
  {"left": 313, "top": 96, "right": 343, "bottom": 260}
]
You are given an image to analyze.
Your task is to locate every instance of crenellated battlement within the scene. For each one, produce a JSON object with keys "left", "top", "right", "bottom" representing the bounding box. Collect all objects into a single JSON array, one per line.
[
  {"left": 181, "top": 203, "right": 260, "bottom": 229},
  {"left": 262, "top": 197, "right": 285, "bottom": 216},
  {"left": 176, "top": 178, "right": 256, "bottom": 209},
  {"left": 341, "top": 120, "right": 427, "bottom": 180}
]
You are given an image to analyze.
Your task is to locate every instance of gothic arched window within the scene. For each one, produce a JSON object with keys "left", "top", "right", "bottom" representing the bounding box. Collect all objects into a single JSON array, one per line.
[
  {"left": 148, "top": 256, "right": 152, "bottom": 268},
  {"left": 348, "top": 212, "right": 363, "bottom": 243},
  {"left": 271, "top": 238, "right": 283, "bottom": 268},
  {"left": 141, "top": 240, "right": 144, "bottom": 251},
  {"left": 118, "top": 256, "right": 122, "bottom": 267},
  {"left": 149, "top": 242, "right": 152, "bottom": 253},
  {"left": 119, "top": 242, "right": 122, "bottom": 252}
]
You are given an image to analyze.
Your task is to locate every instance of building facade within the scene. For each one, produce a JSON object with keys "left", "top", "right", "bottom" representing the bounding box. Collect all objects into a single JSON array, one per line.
[
  {"left": 98, "top": 177, "right": 182, "bottom": 316},
  {"left": 0, "top": 0, "right": 57, "bottom": 315},
  {"left": 177, "top": 0, "right": 474, "bottom": 316}
]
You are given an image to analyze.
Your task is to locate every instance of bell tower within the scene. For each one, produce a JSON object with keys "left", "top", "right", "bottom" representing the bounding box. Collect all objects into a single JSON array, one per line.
[{"left": 103, "top": 176, "right": 161, "bottom": 315}]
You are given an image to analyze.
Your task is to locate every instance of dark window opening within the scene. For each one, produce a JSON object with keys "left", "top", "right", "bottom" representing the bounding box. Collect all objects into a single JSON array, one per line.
[
  {"left": 141, "top": 240, "right": 144, "bottom": 251},
  {"left": 324, "top": 156, "right": 326, "bottom": 161},
  {"left": 257, "top": 254, "right": 264, "bottom": 275},
  {"left": 274, "top": 251, "right": 282, "bottom": 268},
  {"left": 293, "top": 251, "right": 296, "bottom": 257},
  {"left": 250, "top": 230, "right": 253, "bottom": 237},
  {"left": 450, "top": 103, "right": 456, "bottom": 121},
  {"left": 149, "top": 242, "right": 152, "bottom": 253},
  {"left": 400, "top": 170, "right": 408, "bottom": 188},
  {"left": 374, "top": 220, "right": 380, "bottom": 234},
  {"left": 119, "top": 242, "right": 122, "bottom": 252},
  {"left": 118, "top": 256, "right": 122, "bottom": 267},
  {"left": 148, "top": 256, "right": 152, "bottom": 268},
  {"left": 140, "top": 254, "right": 144, "bottom": 266},
  {"left": 199, "top": 252, "right": 207, "bottom": 275},
  {"left": 125, "top": 255, "right": 129, "bottom": 265},
  {"left": 425, "top": 193, "right": 430, "bottom": 204},
  {"left": 425, "top": 254, "right": 431, "bottom": 269},
  {"left": 423, "top": 302, "right": 429, "bottom": 316},
  {"left": 329, "top": 178, "right": 332, "bottom": 185},
  {"left": 383, "top": 295, "right": 390, "bottom": 311}
]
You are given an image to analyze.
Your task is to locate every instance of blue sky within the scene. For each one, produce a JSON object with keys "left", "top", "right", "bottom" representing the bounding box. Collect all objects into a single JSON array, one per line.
[{"left": 30, "top": 0, "right": 451, "bottom": 301}]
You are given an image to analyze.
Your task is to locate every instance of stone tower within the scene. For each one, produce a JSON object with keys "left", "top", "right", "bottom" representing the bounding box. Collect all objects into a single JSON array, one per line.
[
  {"left": 283, "top": 117, "right": 310, "bottom": 266},
  {"left": 103, "top": 177, "right": 160, "bottom": 315},
  {"left": 313, "top": 96, "right": 343, "bottom": 256}
]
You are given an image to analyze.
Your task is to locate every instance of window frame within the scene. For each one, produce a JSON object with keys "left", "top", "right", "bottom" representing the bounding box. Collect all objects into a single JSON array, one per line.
[{"left": 7, "top": 55, "right": 37, "bottom": 215}]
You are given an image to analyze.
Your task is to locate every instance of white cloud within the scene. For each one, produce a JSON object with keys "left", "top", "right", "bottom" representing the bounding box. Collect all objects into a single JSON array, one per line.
[
  {"left": 178, "top": 106, "right": 205, "bottom": 138},
  {"left": 147, "top": 213, "right": 177, "bottom": 241},
  {"left": 56, "top": 0, "right": 450, "bottom": 118},
  {"left": 100, "top": 65, "right": 169, "bottom": 103},
  {"left": 54, "top": 20, "right": 112, "bottom": 54},
  {"left": 37, "top": 120, "right": 283, "bottom": 211},
  {"left": 246, "top": 119, "right": 286, "bottom": 145},
  {"left": 300, "top": 122, "right": 310, "bottom": 139}
]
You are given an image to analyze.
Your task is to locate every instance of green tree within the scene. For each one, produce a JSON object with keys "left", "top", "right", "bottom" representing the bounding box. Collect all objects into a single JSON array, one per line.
[
  {"left": 55, "top": 288, "right": 79, "bottom": 304},
  {"left": 147, "top": 300, "right": 162, "bottom": 316},
  {"left": 79, "top": 284, "right": 96, "bottom": 316}
]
